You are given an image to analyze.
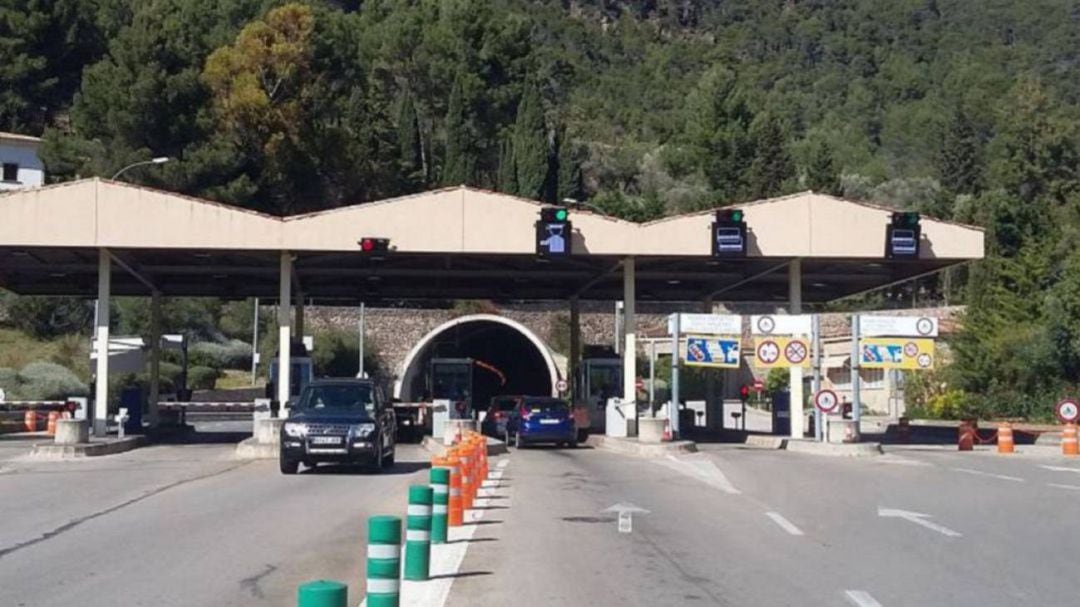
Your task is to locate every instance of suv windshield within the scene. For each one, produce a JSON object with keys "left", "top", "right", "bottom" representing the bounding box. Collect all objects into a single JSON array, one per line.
[{"left": 296, "top": 383, "right": 375, "bottom": 415}]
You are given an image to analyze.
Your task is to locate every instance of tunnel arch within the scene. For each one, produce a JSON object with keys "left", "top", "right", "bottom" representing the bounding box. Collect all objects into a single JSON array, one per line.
[{"left": 394, "top": 314, "right": 560, "bottom": 404}]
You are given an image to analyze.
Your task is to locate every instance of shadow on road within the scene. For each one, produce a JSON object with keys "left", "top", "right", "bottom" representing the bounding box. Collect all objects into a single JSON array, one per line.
[
  {"left": 446, "top": 537, "right": 497, "bottom": 545},
  {"left": 302, "top": 461, "right": 429, "bottom": 476},
  {"left": 470, "top": 505, "right": 508, "bottom": 510},
  {"left": 464, "top": 520, "right": 502, "bottom": 526},
  {"left": 429, "top": 570, "right": 492, "bottom": 581}
]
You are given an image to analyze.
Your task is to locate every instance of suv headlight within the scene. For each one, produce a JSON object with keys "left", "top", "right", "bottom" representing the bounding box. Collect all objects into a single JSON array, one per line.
[
  {"left": 283, "top": 422, "right": 308, "bottom": 438},
  {"left": 351, "top": 423, "right": 376, "bottom": 438}
]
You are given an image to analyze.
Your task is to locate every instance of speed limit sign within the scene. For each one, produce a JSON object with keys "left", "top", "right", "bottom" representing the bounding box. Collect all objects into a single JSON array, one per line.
[
  {"left": 1056, "top": 398, "right": 1080, "bottom": 424},
  {"left": 813, "top": 389, "right": 839, "bottom": 414}
]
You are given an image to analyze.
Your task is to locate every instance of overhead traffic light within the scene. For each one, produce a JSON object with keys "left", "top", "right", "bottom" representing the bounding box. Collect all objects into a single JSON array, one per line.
[
  {"left": 358, "top": 237, "right": 390, "bottom": 254},
  {"left": 885, "top": 212, "right": 921, "bottom": 259},
  {"left": 537, "top": 207, "right": 572, "bottom": 257},
  {"left": 712, "top": 209, "right": 747, "bottom": 257}
]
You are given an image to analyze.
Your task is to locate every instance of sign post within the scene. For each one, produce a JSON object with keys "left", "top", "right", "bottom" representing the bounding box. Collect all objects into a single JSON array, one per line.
[
  {"left": 811, "top": 314, "right": 822, "bottom": 442},
  {"left": 668, "top": 313, "right": 742, "bottom": 439}
]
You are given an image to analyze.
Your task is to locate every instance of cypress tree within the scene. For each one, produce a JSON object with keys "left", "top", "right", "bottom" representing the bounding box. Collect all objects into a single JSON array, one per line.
[
  {"left": 512, "top": 80, "right": 549, "bottom": 199},
  {"left": 441, "top": 75, "right": 473, "bottom": 185},
  {"left": 497, "top": 138, "right": 517, "bottom": 194},
  {"left": 397, "top": 87, "right": 423, "bottom": 185},
  {"left": 938, "top": 105, "right": 983, "bottom": 196},
  {"left": 747, "top": 114, "right": 795, "bottom": 198},
  {"left": 805, "top": 139, "right": 841, "bottom": 196}
]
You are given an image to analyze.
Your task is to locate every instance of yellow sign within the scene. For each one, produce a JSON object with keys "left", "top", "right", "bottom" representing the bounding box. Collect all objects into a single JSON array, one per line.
[
  {"left": 859, "top": 338, "right": 935, "bottom": 370},
  {"left": 753, "top": 337, "right": 811, "bottom": 368}
]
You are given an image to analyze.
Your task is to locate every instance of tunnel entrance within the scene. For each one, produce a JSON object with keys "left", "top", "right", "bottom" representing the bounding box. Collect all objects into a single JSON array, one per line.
[{"left": 395, "top": 315, "right": 559, "bottom": 410}]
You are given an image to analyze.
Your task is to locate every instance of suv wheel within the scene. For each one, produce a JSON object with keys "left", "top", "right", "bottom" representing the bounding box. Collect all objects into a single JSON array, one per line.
[{"left": 280, "top": 454, "right": 299, "bottom": 475}]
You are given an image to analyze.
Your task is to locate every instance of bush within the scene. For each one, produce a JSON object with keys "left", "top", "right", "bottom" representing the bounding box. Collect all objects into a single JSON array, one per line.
[
  {"left": 18, "top": 361, "right": 89, "bottom": 400},
  {"left": 188, "top": 340, "right": 252, "bottom": 370},
  {"left": 5, "top": 296, "right": 92, "bottom": 339},
  {"left": 187, "top": 366, "right": 221, "bottom": 391},
  {"left": 312, "top": 328, "right": 381, "bottom": 379},
  {"left": 0, "top": 367, "right": 17, "bottom": 395}
]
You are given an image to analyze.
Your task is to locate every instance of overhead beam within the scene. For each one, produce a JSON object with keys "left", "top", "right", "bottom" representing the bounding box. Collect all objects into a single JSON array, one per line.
[
  {"left": 708, "top": 260, "right": 791, "bottom": 299},
  {"left": 108, "top": 251, "right": 159, "bottom": 294}
]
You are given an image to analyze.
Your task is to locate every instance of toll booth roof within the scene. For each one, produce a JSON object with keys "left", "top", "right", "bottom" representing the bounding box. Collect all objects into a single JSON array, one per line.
[{"left": 0, "top": 179, "right": 983, "bottom": 303}]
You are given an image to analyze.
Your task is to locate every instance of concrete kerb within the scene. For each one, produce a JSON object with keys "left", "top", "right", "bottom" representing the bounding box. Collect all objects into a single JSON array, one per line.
[
  {"left": 784, "top": 438, "right": 883, "bottom": 457},
  {"left": 743, "top": 434, "right": 787, "bottom": 450},
  {"left": 586, "top": 434, "right": 698, "bottom": 457},
  {"left": 29, "top": 435, "right": 146, "bottom": 459}
]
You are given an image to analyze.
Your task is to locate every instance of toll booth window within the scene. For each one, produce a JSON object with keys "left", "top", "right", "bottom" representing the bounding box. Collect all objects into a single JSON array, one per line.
[
  {"left": 2, "top": 163, "right": 18, "bottom": 182},
  {"left": 433, "top": 365, "right": 470, "bottom": 400},
  {"left": 296, "top": 384, "right": 374, "bottom": 414}
]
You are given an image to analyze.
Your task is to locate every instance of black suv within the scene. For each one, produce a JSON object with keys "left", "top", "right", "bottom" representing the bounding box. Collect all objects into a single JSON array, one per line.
[{"left": 279, "top": 379, "right": 396, "bottom": 474}]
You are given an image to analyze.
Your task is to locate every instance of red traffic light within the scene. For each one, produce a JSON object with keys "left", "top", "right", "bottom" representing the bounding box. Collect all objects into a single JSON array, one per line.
[
  {"left": 739, "top": 385, "right": 750, "bottom": 398},
  {"left": 358, "top": 237, "right": 389, "bottom": 254}
]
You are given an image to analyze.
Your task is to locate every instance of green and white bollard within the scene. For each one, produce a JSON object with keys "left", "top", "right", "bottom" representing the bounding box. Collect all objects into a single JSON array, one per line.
[
  {"left": 430, "top": 467, "right": 450, "bottom": 544},
  {"left": 404, "top": 484, "right": 433, "bottom": 581},
  {"left": 297, "top": 580, "right": 347, "bottom": 607},
  {"left": 366, "top": 515, "right": 401, "bottom": 607}
]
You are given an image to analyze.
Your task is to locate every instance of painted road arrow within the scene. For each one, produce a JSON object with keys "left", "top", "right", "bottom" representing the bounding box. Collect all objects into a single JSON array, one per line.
[
  {"left": 602, "top": 502, "right": 651, "bottom": 515},
  {"left": 603, "top": 503, "right": 650, "bottom": 534},
  {"left": 878, "top": 507, "right": 962, "bottom": 537}
]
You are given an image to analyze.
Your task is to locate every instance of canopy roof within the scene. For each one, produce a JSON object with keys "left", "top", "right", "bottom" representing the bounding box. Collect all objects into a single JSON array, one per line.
[{"left": 0, "top": 179, "right": 984, "bottom": 303}]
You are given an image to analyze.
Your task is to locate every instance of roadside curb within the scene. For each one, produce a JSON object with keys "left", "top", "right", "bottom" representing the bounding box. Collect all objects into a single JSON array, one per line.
[
  {"left": 784, "top": 439, "right": 883, "bottom": 457},
  {"left": 586, "top": 434, "right": 698, "bottom": 457},
  {"left": 421, "top": 436, "right": 508, "bottom": 458},
  {"left": 743, "top": 435, "right": 787, "bottom": 449},
  {"left": 28, "top": 435, "right": 146, "bottom": 459}
]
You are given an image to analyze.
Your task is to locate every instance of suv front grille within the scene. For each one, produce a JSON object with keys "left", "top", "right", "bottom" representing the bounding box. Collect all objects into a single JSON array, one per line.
[{"left": 305, "top": 423, "right": 352, "bottom": 436}]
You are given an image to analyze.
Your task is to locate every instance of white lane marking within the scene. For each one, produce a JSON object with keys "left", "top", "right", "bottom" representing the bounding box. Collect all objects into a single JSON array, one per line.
[
  {"left": 845, "top": 590, "right": 884, "bottom": 607},
  {"left": 951, "top": 467, "right": 1024, "bottom": 482},
  {"left": 657, "top": 455, "right": 741, "bottom": 495},
  {"left": 878, "top": 507, "right": 962, "bottom": 538},
  {"left": 1041, "top": 465, "right": 1080, "bottom": 473},
  {"left": 765, "top": 511, "right": 804, "bottom": 536},
  {"left": 360, "top": 459, "right": 508, "bottom": 607},
  {"left": 1048, "top": 483, "right": 1080, "bottom": 491}
]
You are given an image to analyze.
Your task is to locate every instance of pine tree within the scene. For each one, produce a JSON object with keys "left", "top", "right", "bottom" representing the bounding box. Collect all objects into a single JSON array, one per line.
[
  {"left": 397, "top": 87, "right": 423, "bottom": 186},
  {"left": 747, "top": 114, "right": 795, "bottom": 199},
  {"left": 441, "top": 75, "right": 473, "bottom": 185},
  {"left": 512, "top": 80, "right": 549, "bottom": 199},
  {"left": 497, "top": 137, "right": 516, "bottom": 194},
  {"left": 938, "top": 105, "right": 983, "bottom": 196},
  {"left": 805, "top": 139, "right": 841, "bottom": 196}
]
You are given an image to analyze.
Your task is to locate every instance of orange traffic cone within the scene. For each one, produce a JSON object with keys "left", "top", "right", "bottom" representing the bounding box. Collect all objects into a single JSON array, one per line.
[
  {"left": 997, "top": 422, "right": 1015, "bottom": 454},
  {"left": 1063, "top": 423, "right": 1078, "bottom": 457}
]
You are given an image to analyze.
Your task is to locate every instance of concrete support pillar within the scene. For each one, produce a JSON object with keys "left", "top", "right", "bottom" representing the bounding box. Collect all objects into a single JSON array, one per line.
[
  {"left": 621, "top": 257, "right": 636, "bottom": 403},
  {"left": 278, "top": 252, "right": 293, "bottom": 416},
  {"left": 147, "top": 290, "right": 162, "bottom": 426},
  {"left": 94, "top": 249, "right": 111, "bottom": 437},
  {"left": 569, "top": 296, "right": 580, "bottom": 400},
  {"left": 789, "top": 259, "right": 804, "bottom": 439}
]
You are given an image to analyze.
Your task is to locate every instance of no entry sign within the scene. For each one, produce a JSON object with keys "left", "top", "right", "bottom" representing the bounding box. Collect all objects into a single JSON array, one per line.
[{"left": 813, "top": 389, "right": 840, "bottom": 414}]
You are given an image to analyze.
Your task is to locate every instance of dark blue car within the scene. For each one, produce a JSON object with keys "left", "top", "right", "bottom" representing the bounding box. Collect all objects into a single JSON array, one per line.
[{"left": 510, "top": 397, "right": 577, "bottom": 448}]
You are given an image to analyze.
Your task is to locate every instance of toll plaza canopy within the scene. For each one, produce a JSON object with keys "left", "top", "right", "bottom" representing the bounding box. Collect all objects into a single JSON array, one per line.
[
  {"left": 0, "top": 178, "right": 984, "bottom": 437},
  {"left": 0, "top": 179, "right": 983, "bottom": 303}
]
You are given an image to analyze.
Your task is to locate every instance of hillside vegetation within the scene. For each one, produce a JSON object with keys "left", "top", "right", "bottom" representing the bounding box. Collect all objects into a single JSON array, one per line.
[{"left": 2, "top": 1, "right": 1080, "bottom": 417}]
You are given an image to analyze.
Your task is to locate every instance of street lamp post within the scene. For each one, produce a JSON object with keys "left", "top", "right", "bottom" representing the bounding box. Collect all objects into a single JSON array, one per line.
[{"left": 111, "top": 157, "right": 170, "bottom": 181}]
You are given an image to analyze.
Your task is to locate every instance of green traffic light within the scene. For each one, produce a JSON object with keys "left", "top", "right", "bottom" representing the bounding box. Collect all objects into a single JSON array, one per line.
[
  {"left": 555, "top": 208, "right": 568, "bottom": 221},
  {"left": 731, "top": 210, "right": 743, "bottom": 223}
]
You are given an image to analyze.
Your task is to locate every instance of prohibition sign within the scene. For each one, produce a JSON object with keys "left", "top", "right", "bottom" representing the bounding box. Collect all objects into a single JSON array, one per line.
[
  {"left": 757, "top": 340, "right": 780, "bottom": 364},
  {"left": 904, "top": 342, "right": 919, "bottom": 357},
  {"left": 784, "top": 340, "right": 808, "bottom": 364},
  {"left": 814, "top": 389, "right": 839, "bottom": 413},
  {"left": 756, "top": 316, "right": 776, "bottom": 334},
  {"left": 556, "top": 379, "right": 569, "bottom": 393},
  {"left": 916, "top": 353, "right": 932, "bottom": 368},
  {"left": 916, "top": 317, "right": 934, "bottom": 336},
  {"left": 1056, "top": 398, "right": 1080, "bottom": 424}
]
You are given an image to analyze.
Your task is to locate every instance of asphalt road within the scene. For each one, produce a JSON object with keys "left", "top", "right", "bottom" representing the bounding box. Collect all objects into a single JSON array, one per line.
[
  {"left": 0, "top": 427, "right": 430, "bottom": 607},
  {"left": 448, "top": 442, "right": 1080, "bottom": 607}
]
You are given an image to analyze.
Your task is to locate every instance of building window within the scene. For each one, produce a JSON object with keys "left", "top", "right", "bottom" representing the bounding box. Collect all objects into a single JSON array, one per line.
[
  {"left": 1, "top": 163, "right": 18, "bottom": 182},
  {"left": 828, "top": 366, "right": 885, "bottom": 390}
]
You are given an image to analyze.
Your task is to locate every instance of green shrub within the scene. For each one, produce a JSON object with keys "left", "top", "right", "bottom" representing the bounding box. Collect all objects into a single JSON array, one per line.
[
  {"left": 0, "top": 367, "right": 17, "bottom": 395},
  {"left": 18, "top": 361, "right": 89, "bottom": 400},
  {"left": 188, "top": 340, "right": 252, "bottom": 370},
  {"left": 187, "top": 366, "right": 221, "bottom": 390}
]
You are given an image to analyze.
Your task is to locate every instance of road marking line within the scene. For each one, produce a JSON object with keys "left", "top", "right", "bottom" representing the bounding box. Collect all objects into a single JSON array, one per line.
[
  {"left": 877, "top": 457, "right": 931, "bottom": 467},
  {"left": 878, "top": 507, "right": 962, "bottom": 538},
  {"left": 1048, "top": 483, "right": 1080, "bottom": 491},
  {"left": 951, "top": 467, "right": 1024, "bottom": 482},
  {"left": 765, "top": 512, "right": 804, "bottom": 536},
  {"left": 1041, "top": 465, "right": 1080, "bottom": 473},
  {"left": 845, "top": 590, "right": 884, "bottom": 607}
]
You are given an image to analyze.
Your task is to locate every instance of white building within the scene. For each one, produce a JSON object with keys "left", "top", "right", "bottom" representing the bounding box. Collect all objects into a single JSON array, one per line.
[{"left": 0, "top": 132, "right": 45, "bottom": 191}]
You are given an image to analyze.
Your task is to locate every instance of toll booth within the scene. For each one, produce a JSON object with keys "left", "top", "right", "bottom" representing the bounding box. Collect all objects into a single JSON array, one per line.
[{"left": 266, "top": 340, "right": 314, "bottom": 408}]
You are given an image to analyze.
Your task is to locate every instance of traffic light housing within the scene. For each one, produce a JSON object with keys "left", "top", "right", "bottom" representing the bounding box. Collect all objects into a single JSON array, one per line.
[
  {"left": 358, "top": 237, "right": 390, "bottom": 254},
  {"left": 536, "top": 207, "right": 572, "bottom": 257},
  {"left": 885, "top": 212, "right": 921, "bottom": 258},
  {"left": 739, "top": 384, "right": 750, "bottom": 403},
  {"left": 712, "top": 209, "right": 747, "bottom": 257}
]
